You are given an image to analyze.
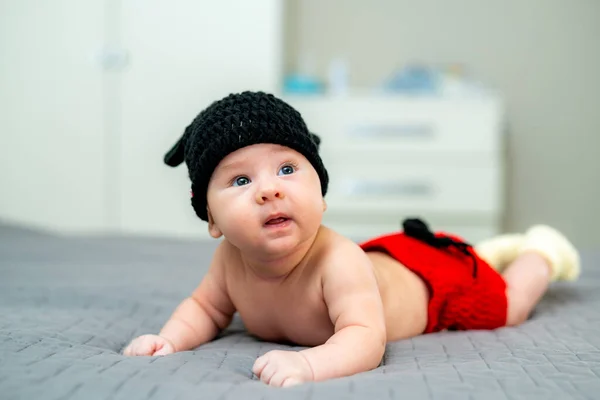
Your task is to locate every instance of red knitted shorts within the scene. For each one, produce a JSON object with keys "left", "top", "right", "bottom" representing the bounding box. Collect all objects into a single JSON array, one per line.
[{"left": 360, "top": 231, "right": 508, "bottom": 333}]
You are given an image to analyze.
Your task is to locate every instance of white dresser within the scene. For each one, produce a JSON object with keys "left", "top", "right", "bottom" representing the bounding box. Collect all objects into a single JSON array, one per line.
[
  {"left": 284, "top": 94, "right": 505, "bottom": 244},
  {"left": 2, "top": 3, "right": 506, "bottom": 243}
]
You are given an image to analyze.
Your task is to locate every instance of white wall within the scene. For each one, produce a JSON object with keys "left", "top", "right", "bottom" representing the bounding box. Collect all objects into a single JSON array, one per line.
[
  {"left": 2, "top": 0, "right": 599, "bottom": 248},
  {"left": 0, "top": 0, "right": 282, "bottom": 237},
  {"left": 285, "top": 0, "right": 600, "bottom": 249},
  {"left": 0, "top": 0, "right": 109, "bottom": 231},
  {"left": 116, "top": 0, "right": 282, "bottom": 238}
]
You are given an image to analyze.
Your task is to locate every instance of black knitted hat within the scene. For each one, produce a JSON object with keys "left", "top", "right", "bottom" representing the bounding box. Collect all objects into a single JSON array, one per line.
[{"left": 164, "top": 91, "right": 329, "bottom": 222}]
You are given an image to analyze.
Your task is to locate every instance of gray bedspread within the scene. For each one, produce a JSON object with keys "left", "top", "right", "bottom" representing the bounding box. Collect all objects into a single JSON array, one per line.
[{"left": 2, "top": 223, "right": 600, "bottom": 400}]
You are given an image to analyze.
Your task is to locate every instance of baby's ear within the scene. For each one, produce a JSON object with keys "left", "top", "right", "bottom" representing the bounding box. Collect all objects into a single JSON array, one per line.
[
  {"left": 322, "top": 198, "right": 327, "bottom": 212},
  {"left": 207, "top": 208, "right": 223, "bottom": 239}
]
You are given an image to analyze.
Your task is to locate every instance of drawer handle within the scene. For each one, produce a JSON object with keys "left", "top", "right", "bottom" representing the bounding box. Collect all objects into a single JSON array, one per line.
[
  {"left": 347, "top": 123, "right": 434, "bottom": 139},
  {"left": 343, "top": 180, "right": 433, "bottom": 197}
]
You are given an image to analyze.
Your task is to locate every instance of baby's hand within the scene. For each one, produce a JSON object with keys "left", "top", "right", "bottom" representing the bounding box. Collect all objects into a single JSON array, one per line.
[
  {"left": 252, "top": 350, "right": 314, "bottom": 387},
  {"left": 122, "top": 334, "right": 176, "bottom": 357}
]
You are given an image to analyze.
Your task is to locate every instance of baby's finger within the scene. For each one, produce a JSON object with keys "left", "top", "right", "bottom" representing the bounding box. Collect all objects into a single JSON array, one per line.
[
  {"left": 152, "top": 348, "right": 168, "bottom": 356},
  {"left": 252, "top": 355, "right": 268, "bottom": 377},
  {"left": 142, "top": 338, "right": 160, "bottom": 356},
  {"left": 259, "top": 362, "right": 277, "bottom": 385},
  {"left": 131, "top": 337, "right": 155, "bottom": 356},
  {"left": 269, "top": 371, "right": 289, "bottom": 387},
  {"left": 281, "top": 377, "right": 302, "bottom": 388},
  {"left": 152, "top": 342, "right": 173, "bottom": 356}
]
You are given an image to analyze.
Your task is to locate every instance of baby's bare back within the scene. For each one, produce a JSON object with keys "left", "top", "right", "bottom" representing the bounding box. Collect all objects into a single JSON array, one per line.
[{"left": 367, "top": 251, "right": 429, "bottom": 341}]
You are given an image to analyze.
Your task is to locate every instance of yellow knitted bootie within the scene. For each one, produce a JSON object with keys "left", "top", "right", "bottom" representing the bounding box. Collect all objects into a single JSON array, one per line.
[
  {"left": 519, "top": 225, "right": 581, "bottom": 281},
  {"left": 475, "top": 233, "right": 525, "bottom": 272}
]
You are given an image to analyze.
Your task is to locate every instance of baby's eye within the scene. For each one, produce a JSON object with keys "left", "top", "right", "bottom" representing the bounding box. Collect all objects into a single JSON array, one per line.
[
  {"left": 278, "top": 165, "right": 295, "bottom": 176},
  {"left": 232, "top": 176, "right": 250, "bottom": 186}
]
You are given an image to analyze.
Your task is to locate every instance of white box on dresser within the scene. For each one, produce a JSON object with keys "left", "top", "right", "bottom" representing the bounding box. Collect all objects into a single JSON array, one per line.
[{"left": 284, "top": 93, "right": 505, "bottom": 244}]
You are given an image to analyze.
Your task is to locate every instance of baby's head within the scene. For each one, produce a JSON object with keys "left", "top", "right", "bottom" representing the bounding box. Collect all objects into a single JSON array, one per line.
[{"left": 164, "top": 91, "right": 329, "bottom": 250}]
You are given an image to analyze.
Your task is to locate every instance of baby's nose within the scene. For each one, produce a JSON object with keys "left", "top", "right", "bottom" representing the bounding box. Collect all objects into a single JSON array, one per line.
[{"left": 256, "top": 184, "right": 285, "bottom": 204}]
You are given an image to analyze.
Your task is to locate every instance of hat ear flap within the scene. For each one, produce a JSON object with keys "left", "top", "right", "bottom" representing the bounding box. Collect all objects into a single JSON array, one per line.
[
  {"left": 164, "top": 133, "right": 187, "bottom": 167},
  {"left": 310, "top": 132, "right": 322, "bottom": 149}
]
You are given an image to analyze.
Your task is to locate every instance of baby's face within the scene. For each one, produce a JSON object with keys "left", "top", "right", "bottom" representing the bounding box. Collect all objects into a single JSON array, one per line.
[{"left": 206, "top": 144, "right": 325, "bottom": 256}]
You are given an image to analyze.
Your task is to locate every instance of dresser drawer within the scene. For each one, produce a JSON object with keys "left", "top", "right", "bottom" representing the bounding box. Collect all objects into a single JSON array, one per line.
[
  {"left": 286, "top": 95, "right": 503, "bottom": 154},
  {"left": 322, "top": 153, "right": 501, "bottom": 214}
]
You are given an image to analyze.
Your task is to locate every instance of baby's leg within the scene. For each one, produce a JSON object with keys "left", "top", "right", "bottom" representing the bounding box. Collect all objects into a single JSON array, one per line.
[
  {"left": 503, "top": 251, "right": 552, "bottom": 326},
  {"left": 502, "top": 225, "right": 580, "bottom": 326}
]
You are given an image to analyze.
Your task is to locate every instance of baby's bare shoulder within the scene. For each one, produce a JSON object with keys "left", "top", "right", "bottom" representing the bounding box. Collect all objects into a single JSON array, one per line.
[
  {"left": 311, "top": 227, "right": 372, "bottom": 275},
  {"left": 206, "top": 239, "right": 243, "bottom": 278}
]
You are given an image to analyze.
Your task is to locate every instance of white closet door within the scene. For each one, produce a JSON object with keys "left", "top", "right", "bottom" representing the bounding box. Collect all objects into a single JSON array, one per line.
[
  {"left": 118, "top": 0, "right": 283, "bottom": 238},
  {"left": 0, "top": 1, "right": 108, "bottom": 232}
]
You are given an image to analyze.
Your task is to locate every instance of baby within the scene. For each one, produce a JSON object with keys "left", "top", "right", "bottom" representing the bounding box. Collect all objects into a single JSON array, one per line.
[{"left": 123, "top": 91, "right": 580, "bottom": 387}]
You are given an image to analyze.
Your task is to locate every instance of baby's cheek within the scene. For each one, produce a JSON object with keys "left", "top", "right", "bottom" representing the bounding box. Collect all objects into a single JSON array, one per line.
[
  {"left": 223, "top": 212, "right": 257, "bottom": 242},
  {"left": 313, "top": 196, "right": 326, "bottom": 217}
]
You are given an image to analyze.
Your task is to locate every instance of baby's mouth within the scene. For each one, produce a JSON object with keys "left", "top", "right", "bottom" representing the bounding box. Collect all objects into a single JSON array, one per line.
[{"left": 265, "top": 217, "right": 290, "bottom": 226}]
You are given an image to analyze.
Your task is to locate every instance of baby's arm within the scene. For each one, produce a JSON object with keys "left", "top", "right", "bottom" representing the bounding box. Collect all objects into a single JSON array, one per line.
[
  {"left": 301, "top": 244, "right": 387, "bottom": 380},
  {"left": 125, "top": 243, "right": 235, "bottom": 355}
]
